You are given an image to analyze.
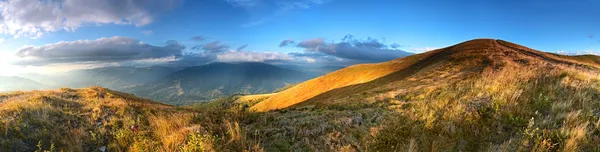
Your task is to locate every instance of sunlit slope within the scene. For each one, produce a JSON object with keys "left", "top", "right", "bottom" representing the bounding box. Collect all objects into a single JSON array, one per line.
[
  {"left": 250, "top": 50, "right": 436, "bottom": 111},
  {"left": 234, "top": 93, "right": 275, "bottom": 105},
  {"left": 252, "top": 39, "right": 600, "bottom": 112},
  {"left": 0, "top": 87, "right": 202, "bottom": 151}
]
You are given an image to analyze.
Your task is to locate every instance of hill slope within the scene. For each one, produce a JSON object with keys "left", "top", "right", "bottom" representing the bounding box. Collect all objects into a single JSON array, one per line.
[
  {"left": 127, "top": 62, "right": 311, "bottom": 105},
  {"left": 252, "top": 39, "right": 600, "bottom": 111},
  {"left": 241, "top": 39, "right": 600, "bottom": 151},
  {"left": 0, "top": 87, "right": 267, "bottom": 151},
  {"left": 0, "top": 87, "right": 195, "bottom": 151}
]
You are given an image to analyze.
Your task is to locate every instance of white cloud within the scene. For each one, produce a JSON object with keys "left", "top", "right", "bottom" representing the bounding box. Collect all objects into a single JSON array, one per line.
[
  {"left": 556, "top": 50, "right": 600, "bottom": 56},
  {"left": 0, "top": 38, "right": 4, "bottom": 44},
  {"left": 302, "top": 57, "right": 316, "bottom": 63},
  {"left": 0, "top": 0, "right": 180, "bottom": 38},
  {"left": 409, "top": 47, "right": 439, "bottom": 53},
  {"left": 142, "top": 30, "right": 153, "bottom": 36},
  {"left": 579, "top": 50, "right": 599, "bottom": 55},
  {"left": 217, "top": 51, "right": 293, "bottom": 62}
]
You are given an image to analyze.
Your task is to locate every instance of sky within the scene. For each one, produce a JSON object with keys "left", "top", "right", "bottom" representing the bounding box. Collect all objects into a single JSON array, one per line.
[{"left": 1, "top": 0, "right": 600, "bottom": 76}]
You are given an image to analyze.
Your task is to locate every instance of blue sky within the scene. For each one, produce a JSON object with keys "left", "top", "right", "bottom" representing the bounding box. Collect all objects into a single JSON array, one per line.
[{"left": 1, "top": 0, "right": 600, "bottom": 75}]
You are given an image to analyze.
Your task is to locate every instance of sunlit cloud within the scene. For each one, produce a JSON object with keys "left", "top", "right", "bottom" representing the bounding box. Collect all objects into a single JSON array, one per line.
[{"left": 0, "top": 0, "right": 181, "bottom": 38}]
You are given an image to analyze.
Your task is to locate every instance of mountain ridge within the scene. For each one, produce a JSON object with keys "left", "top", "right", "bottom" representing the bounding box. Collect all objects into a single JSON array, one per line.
[
  {"left": 251, "top": 38, "right": 600, "bottom": 111},
  {"left": 0, "top": 76, "right": 52, "bottom": 91},
  {"left": 126, "top": 62, "right": 312, "bottom": 105}
]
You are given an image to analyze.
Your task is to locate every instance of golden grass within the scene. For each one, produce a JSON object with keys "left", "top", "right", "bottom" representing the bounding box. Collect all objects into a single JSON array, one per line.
[
  {"left": 251, "top": 51, "right": 435, "bottom": 112},
  {"left": 0, "top": 87, "right": 215, "bottom": 151},
  {"left": 367, "top": 62, "right": 600, "bottom": 151},
  {"left": 3, "top": 39, "right": 600, "bottom": 151},
  {"left": 235, "top": 93, "right": 276, "bottom": 106},
  {"left": 252, "top": 39, "right": 600, "bottom": 112},
  {"left": 241, "top": 39, "right": 600, "bottom": 151}
]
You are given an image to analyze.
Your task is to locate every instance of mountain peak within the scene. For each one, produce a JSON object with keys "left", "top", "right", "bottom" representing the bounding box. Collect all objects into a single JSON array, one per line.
[{"left": 447, "top": 38, "right": 504, "bottom": 50}]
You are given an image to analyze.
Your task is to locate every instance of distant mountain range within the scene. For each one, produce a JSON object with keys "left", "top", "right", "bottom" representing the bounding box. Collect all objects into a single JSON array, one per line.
[
  {"left": 7, "top": 62, "right": 338, "bottom": 105},
  {"left": 0, "top": 76, "right": 51, "bottom": 92},
  {"left": 18, "top": 66, "right": 181, "bottom": 89},
  {"left": 61, "top": 66, "right": 181, "bottom": 89},
  {"left": 125, "top": 62, "right": 312, "bottom": 105}
]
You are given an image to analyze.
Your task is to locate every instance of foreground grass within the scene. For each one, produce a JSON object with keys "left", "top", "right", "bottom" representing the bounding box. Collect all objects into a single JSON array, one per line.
[
  {"left": 0, "top": 87, "right": 259, "bottom": 151},
  {"left": 1, "top": 67, "right": 599, "bottom": 151},
  {"left": 186, "top": 63, "right": 600, "bottom": 151},
  {"left": 371, "top": 65, "right": 600, "bottom": 151}
]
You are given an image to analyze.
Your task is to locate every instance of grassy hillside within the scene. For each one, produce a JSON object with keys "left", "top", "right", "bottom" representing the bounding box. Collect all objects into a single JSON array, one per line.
[
  {"left": 245, "top": 39, "right": 600, "bottom": 151},
  {"left": 0, "top": 87, "right": 261, "bottom": 151},
  {"left": 253, "top": 39, "right": 600, "bottom": 111},
  {"left": 3, "top": 39, "right": 600, "bottom": 151}
]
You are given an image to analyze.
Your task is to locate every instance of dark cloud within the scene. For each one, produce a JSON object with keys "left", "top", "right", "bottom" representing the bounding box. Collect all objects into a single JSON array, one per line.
[
  {"left": 237, "top": 44, "right": 249, "bottom": 51},
  {"left": 296, "top": 38, "right": 326, "bottom": 50},
  {"left": 15, "top": 36, "right": 184, "bottom": 65},
  {"left": 390, "top": 43, "right": 401, "bottom": 49},
  {"left": 279, "top": 39, "right": 295, "bottom": 47},
  {"left": 292, "top": 35, "right": 412, "bottom": 62}
]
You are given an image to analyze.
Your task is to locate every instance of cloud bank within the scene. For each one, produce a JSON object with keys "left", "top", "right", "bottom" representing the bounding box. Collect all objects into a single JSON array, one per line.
[
  {"left": 15, "top": 36, "right": 184, "bottom": 65},
  {"left": 0, "top": 0, "right": 180, "bottom": 38},
  {"left": 12, "top": 34, "right": 408, "bottom": 70},
  {"left": 283, "top": 35, "right": 413, "bottom": 62}
]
